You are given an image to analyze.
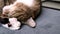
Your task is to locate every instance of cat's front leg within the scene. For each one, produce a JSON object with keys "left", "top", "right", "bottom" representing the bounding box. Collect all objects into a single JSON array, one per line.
[{"left": 26, "top": 17, "right": 36, "bottom": 28}]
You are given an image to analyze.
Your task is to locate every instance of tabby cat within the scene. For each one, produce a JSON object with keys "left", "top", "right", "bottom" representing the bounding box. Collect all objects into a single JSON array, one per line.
[{"left": 0, "top": 0, "right": 41, "bottom": 30}]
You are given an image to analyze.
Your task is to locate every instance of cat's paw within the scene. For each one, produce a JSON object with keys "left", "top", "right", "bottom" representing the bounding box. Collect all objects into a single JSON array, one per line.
[{"left": 26, "top": 17, "right": 36, "bottom": 27}]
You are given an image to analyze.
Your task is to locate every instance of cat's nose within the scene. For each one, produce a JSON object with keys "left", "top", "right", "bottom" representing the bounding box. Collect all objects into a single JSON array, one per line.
[{"left": 8, "top": 24, "right": 12, "bottom": 27}]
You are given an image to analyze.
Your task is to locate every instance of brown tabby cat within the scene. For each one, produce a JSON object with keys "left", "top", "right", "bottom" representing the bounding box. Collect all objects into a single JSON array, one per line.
[{"left": 1, "top": 0, "right": 41, "bottom": 30}]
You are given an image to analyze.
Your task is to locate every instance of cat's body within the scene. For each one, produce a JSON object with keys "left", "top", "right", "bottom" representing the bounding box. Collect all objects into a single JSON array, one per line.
[
  {"left": 3, "top": 0, "right": 40, "bottom": 22},
  {"left": 1, "top": 0, "right": 41, "bottom": 30}
]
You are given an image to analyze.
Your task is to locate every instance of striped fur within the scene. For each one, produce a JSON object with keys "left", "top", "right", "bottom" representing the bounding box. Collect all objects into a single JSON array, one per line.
[{"left": 2, "top": 0, "right": 40, "bottom": 23}]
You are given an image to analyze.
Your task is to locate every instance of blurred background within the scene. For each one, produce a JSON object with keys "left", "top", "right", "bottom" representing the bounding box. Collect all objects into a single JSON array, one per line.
[{"left": 42, "top": 0, "right": 60, "bottom": 10}]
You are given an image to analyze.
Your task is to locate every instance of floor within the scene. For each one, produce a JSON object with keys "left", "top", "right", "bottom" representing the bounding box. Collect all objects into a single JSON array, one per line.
[{"left": 0, "top": 7, "right": 60, "bottom": 34}]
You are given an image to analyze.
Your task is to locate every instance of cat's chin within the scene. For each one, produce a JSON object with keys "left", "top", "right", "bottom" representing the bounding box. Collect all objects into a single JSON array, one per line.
[{"left": 2, "top": 24, "right": 20, "bottom": 30}]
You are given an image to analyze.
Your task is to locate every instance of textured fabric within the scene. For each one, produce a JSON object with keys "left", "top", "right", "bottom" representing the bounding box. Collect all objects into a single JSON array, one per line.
[{"left": 0, "top": 7, "right": 60, "bottom": 34}]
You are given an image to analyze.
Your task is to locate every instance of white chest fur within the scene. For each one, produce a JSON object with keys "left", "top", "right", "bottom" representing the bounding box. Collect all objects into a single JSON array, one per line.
[{"left": 15, "top": 0, "right": 34, "bottom": 7}]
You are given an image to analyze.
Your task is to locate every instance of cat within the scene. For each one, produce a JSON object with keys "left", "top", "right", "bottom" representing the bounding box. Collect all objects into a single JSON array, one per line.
[{"left": 0, "top": 0, "right": 40, "bottom": 30}]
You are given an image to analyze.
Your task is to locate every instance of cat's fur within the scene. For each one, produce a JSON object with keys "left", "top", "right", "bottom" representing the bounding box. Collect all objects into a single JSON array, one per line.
[{"left": 1, "top": 0, "right": 40, "bottom": 30}]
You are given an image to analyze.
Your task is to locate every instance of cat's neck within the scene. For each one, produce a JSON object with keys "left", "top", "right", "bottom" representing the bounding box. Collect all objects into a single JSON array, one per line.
[{"left": 14, "top": 0, "right": 34, "bottom": 7}]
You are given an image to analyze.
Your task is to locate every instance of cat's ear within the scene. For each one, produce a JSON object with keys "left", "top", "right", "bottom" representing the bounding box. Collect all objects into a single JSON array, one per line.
[
  {"left": 26, "top": 17, "right": 36, "bottom": 28},
  {"left": 3, "top": 6, "right": 10, "bottom": 14}
]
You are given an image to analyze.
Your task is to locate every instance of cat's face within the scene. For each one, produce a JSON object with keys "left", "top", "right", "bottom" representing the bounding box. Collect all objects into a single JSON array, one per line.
[{"left": 0, "top": 17, "right": 21, "bottom": 30}]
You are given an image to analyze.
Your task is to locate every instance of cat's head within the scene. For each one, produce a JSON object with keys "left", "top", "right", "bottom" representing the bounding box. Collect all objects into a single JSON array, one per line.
[{"left": 1, "top": 4, "right": 22, "bottom": 30}]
